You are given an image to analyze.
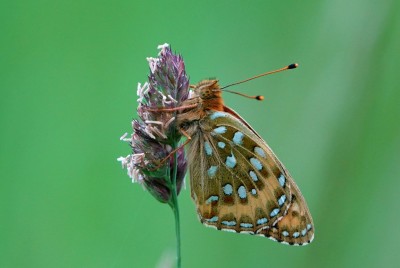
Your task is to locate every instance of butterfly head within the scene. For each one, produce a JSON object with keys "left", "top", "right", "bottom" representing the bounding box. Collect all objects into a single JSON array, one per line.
[
  {"left": 191, "top": 79, "right": 222, "bottom": 100},
  {"left": 188, "top": 79, "right": 225, "bottom": 112}
]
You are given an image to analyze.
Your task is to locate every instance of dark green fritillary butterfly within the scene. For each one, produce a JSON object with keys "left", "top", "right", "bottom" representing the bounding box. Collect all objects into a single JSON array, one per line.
[{"left": 175, "top": 64, "right": 314, "bottom": 245}]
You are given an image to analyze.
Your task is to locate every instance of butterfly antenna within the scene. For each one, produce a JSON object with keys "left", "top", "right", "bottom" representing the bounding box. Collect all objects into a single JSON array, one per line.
[
  {"left": 220, "top": 89, "right": 265, "bottom": 101},
  {"left": 220, "top": 63, "right": 299, "bottom": 92}
]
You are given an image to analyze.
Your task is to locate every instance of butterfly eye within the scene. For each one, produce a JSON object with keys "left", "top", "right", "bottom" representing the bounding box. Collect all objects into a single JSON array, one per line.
[{"left": 200, "top": 88, "right": 213, "bottom": 99}]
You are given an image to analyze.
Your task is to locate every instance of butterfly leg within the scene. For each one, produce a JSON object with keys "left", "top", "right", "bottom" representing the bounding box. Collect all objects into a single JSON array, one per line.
[
  {"left": 147, "top": 128, "right": 192, "bottom": 171},
  {"left": 141, "top": 104, "right": 198, "bottom": 113}
]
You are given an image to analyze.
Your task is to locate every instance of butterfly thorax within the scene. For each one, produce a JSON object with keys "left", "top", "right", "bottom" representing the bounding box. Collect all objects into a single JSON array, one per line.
[{"left": 176, "top": 80, "right": 224, "bottom": 130}]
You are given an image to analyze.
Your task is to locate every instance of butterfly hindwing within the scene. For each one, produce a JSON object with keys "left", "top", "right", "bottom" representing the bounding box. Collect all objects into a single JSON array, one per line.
[{"left": 187, "top": 110, "right": 314, "bottom": 245}]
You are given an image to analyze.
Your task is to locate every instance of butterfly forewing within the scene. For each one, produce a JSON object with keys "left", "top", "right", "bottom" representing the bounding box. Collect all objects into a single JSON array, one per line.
[{"left": 187, "top": 110, "right": 314, "bottom": 245}]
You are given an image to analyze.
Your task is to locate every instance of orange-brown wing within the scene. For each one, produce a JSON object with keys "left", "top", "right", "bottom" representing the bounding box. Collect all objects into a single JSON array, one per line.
[{"left": 187, "top": 110, "right": 314, "bottom": 245}]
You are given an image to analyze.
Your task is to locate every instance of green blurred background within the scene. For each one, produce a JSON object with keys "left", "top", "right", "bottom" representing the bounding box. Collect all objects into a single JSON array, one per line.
[{"left": 1, "top": 0, "right": 399, "bottom": 267}]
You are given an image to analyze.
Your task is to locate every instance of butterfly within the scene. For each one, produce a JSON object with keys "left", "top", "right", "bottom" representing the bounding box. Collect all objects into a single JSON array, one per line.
[{"left": 172, "top": 64, "right": 314, "bottom": 246}]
